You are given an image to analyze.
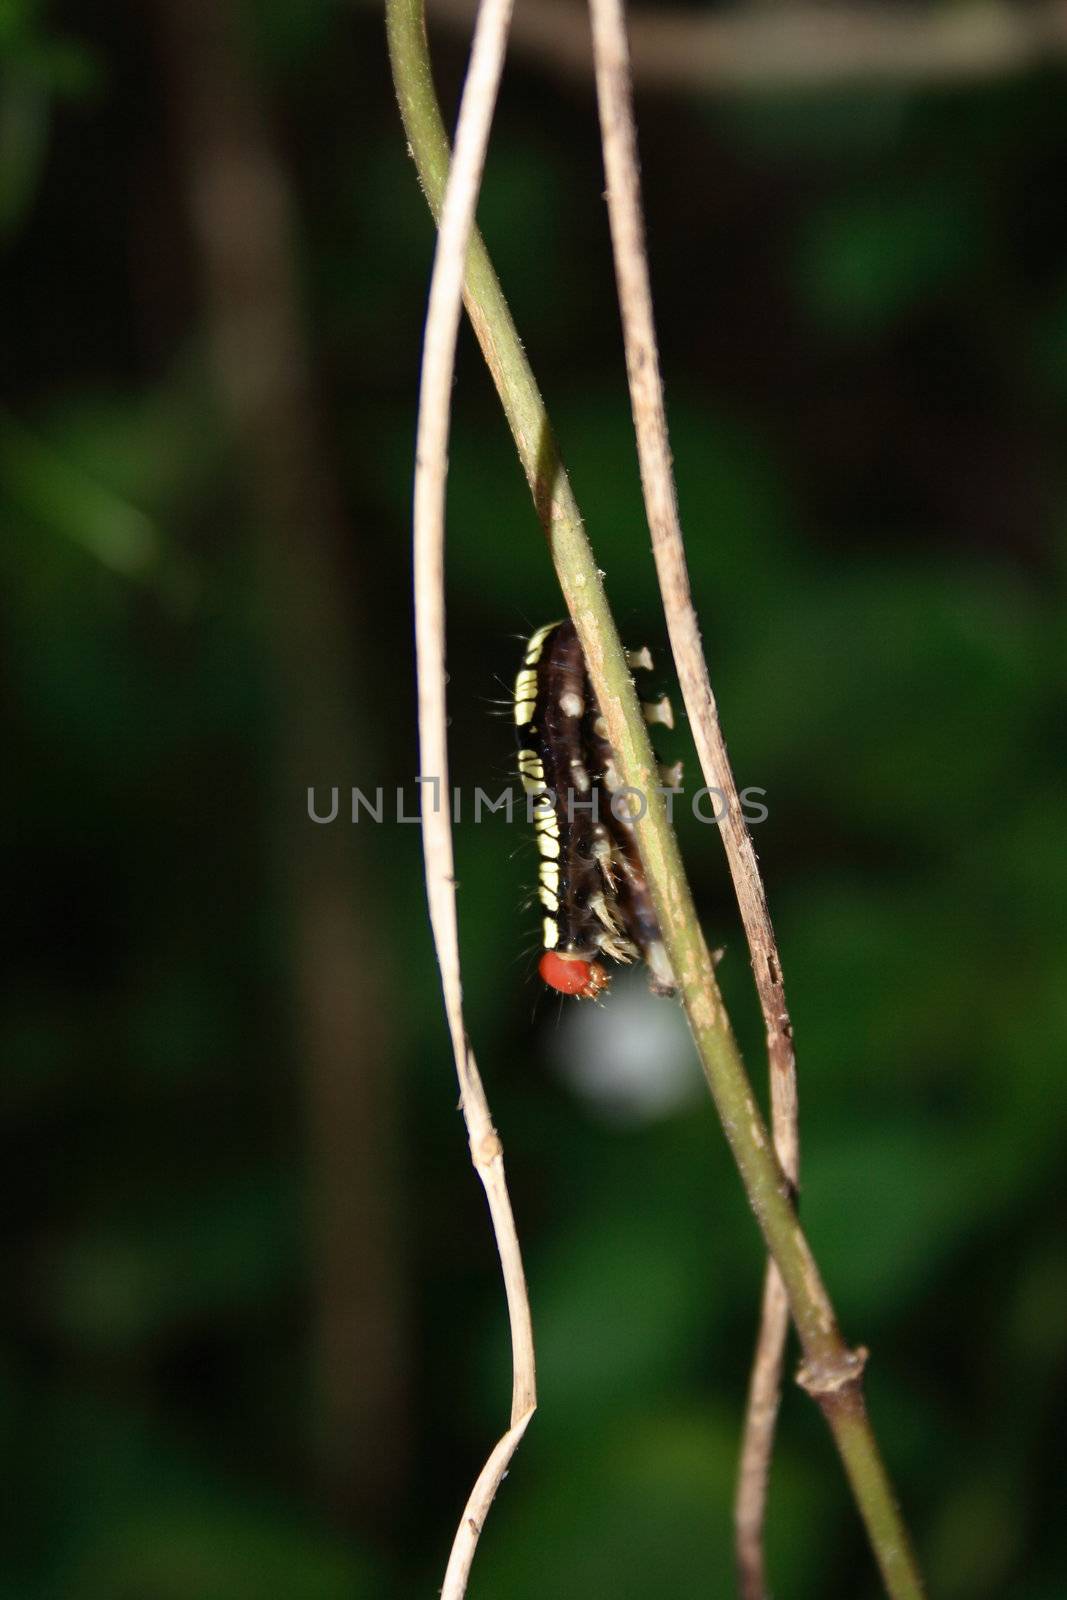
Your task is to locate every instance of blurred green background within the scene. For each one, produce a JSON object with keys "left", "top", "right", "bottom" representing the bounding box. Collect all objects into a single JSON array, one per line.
[{"left": 4, "top": 1, "right": 1067, "bottom": 1595}]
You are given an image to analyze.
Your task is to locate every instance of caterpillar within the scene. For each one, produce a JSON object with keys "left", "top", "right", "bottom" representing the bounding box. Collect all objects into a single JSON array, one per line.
[{"left": 514, "top": 620, "right": 677, "bottom": 1000}]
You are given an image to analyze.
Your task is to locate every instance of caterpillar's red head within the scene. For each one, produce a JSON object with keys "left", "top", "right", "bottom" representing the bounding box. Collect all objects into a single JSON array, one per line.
[{"left": 538, "top": 950, "right": 610, "bottom": 1000}]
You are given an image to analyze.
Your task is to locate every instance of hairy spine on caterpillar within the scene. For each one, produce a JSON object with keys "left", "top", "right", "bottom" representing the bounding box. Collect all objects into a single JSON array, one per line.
[{"left": 514, "top": 620, "right": 677, "bottom": 999}]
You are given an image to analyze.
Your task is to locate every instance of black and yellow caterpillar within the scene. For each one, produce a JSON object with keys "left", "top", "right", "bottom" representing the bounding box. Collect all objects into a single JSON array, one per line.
[{"left": 514, "top": 620, "right": 677, "bottom": 999}]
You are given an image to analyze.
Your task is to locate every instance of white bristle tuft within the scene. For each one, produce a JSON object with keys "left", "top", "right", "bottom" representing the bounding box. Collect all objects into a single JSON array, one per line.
[{"left": 642, "top": 695, "right": 674, "bottom": 730}]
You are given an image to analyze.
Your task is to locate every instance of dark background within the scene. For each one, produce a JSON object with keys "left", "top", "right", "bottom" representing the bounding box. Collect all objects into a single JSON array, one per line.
[{"left": 4, "top": 1, "right": 1067, "bottom": 1595}]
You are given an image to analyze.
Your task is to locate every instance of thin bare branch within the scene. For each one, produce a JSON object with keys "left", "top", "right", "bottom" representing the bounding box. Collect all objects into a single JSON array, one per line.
[
  {"left": 427, "top": 0, "right": 1067, "bottom": 91},
  {"left": 410, "top": 1, "right": 535, "bottom": 1594},
  {"left": 389, "top": 2, "right": 926, "bottom": 1594},
  {"left": 735, "top": 1266, "right": 791, "bottom": 1598},
  {"left": 585, "top": 0, "right": 794, "bottom": 1592}
]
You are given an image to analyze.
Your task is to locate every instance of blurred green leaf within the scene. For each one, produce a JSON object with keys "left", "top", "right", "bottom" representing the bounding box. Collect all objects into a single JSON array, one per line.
[
  {"left": 45, "top": 1179, "right": 299, "bottom": 1350},
  {"left": 798, "top": 186, "right": 983, "bottom": 332},
  {"left": 714, "top": 87, "right": 911, "bottom": 168}
]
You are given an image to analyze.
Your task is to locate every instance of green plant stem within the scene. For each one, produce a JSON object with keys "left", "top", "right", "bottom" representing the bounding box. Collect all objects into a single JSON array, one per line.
[{"left": 386, "top": 3, "right": 925, "bottom": 1593}]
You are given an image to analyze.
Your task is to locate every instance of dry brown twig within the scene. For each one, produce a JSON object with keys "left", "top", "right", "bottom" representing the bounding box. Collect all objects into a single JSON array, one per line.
[
  {"left": 587, "top": 1, "right": 796, "bottom": 1592},
  {"left": 427, "top": 0, "right": 1067, "bottom": 91},
  {"left": 393, "top": 0, "right": 925, "bottom": 1592},
  {"left": 411, "top": 1, "right": 535, "bottom": 1595}
]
